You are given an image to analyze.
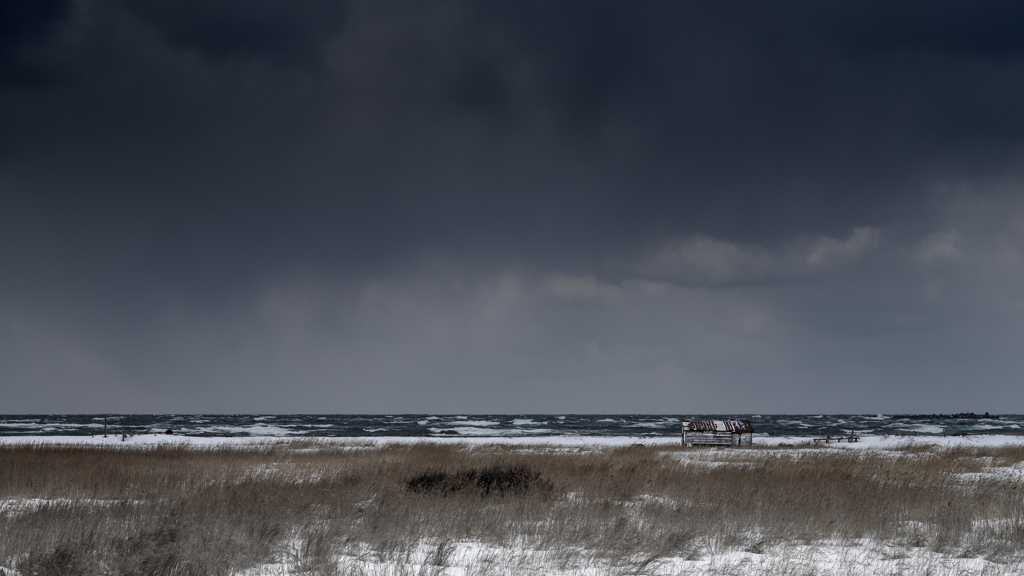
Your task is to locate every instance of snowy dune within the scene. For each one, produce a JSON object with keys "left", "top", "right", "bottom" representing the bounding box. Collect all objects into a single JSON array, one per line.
[{"left": 4, "top": 434, "right": 1024, "bottom": 575}]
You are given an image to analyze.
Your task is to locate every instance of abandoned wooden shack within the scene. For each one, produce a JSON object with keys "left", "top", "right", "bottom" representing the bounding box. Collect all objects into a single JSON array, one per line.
[{"left": 681, "top": 419, "right": 755, "bottom": 446}]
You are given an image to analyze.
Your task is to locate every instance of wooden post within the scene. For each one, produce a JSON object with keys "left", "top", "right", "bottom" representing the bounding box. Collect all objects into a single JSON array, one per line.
[{"left": 103, "top": 417, "right": 108, "bottom": 438}]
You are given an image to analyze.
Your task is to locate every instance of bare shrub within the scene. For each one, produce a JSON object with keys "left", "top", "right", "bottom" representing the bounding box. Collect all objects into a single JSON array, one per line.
[{"left": 406, "top": 464, "right": 552, "bottom": 498}]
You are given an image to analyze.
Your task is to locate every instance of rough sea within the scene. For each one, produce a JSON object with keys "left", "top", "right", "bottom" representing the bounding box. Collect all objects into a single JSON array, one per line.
[{"left": 0, "top": 414, "right": 1020, "bottom": 438}]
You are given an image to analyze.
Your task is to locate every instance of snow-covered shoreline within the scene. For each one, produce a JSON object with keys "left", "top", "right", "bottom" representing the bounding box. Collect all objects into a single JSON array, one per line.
[{"left": 2, "top": 433, "right": 1024, "bottom": 449}]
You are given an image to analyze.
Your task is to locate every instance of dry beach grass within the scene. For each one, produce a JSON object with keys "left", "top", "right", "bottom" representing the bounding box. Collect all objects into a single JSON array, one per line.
[{"left": 1, "top": 440, "right": 1023, "bottom": 575}]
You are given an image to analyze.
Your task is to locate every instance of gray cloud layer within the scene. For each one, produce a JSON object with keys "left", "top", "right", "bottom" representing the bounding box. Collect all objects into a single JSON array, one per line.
[{"left": 3, "top": 0, "right": 1024, "bottom": 412}]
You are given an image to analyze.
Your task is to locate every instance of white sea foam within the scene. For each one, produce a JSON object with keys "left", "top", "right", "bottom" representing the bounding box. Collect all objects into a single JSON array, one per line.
[
  {"left": 444, "top": 420, "right": 500, "bottom": 427},
  {"left": 428, "top": 426, "right": 506, "bottom": 436},
  {"left": 512, "top": 419, "right": 540, "bottom": 426},
  {"left": 0, "top": 423, "right": 100, "bottom": 428},
  {"left": 195, "top": 424, "right": 298, "bottom": 436}
]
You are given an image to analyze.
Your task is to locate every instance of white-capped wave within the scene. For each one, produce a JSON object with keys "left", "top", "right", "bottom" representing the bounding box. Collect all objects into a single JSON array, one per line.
[
  {"left": 428, "top": 427, "right": 505, "bottom": 436},
  {"left": 1, "top": 423, "right": 100, "bottom": 428},
  {"left": 197, "top": 424, "right": 297, "bottom": 436}
]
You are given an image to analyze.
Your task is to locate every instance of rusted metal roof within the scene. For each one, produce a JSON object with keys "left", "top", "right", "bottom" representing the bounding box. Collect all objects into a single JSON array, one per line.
[
  {"left": 723, "top": 419, "right": 754, "bottom": 433},
  {"left": 682, "top": 419, "right": 754, "bottom": 433}
]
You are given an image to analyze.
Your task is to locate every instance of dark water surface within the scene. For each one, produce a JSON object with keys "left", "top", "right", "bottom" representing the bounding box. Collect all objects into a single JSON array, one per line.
[{"left": 1, "top": 414, "right": 1020, "bottom": 438}]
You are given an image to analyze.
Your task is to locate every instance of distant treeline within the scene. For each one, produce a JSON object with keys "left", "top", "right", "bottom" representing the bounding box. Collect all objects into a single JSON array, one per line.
[{"left": 892, "top": 413, "right": 997, "bottom": 420}]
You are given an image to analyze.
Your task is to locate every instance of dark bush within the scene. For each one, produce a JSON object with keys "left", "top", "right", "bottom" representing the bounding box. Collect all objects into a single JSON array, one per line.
[
  {"left": 16, "top": 544, "right": 88, "bottom": 576},
  {"left": 406, "top": 464, "right": 552, "bottom": 498}
]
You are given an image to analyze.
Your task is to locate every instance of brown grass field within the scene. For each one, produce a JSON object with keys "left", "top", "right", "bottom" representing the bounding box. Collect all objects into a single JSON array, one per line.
[{"left": 1, "top": 440, "right": 1023, "bottom": 575}]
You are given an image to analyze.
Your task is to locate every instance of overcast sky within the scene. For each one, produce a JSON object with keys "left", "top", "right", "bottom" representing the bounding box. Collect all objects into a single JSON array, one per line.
[{"left": 3, "top": 0, "right": 1024, "bottom": 414}]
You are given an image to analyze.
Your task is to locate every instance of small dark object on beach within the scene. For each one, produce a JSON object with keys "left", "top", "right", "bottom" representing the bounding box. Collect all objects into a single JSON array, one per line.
[
  {"left": 407, "top": 464, "right": 552, "bottom": 498},
  {"left": 165, "top": 429, "right": 173, "bottom": 435}
]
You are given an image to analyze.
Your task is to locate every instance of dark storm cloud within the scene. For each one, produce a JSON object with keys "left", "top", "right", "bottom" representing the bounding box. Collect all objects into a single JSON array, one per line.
[
  {"left": 831, "top": 0, "right": 1024, "bottom": 57},
  {"left": 0, "top": 0, "right": 71, "bottom": 86},
  {"left": 4, "top": 0, "right": 1024, "bottom": 412},
  {"left": 125, "top": 0, "right": 350, "bottom": 65}
]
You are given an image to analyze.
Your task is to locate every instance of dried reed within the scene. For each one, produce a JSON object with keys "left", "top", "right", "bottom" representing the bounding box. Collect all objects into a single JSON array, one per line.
[{"left": 0, "top": 440, "right": 1022, "bottom": 575}]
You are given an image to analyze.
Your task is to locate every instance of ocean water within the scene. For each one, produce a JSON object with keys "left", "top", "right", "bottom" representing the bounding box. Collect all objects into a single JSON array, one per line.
[{"left": 0, "top": 414, "right": 1021, "bottom": 438}]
